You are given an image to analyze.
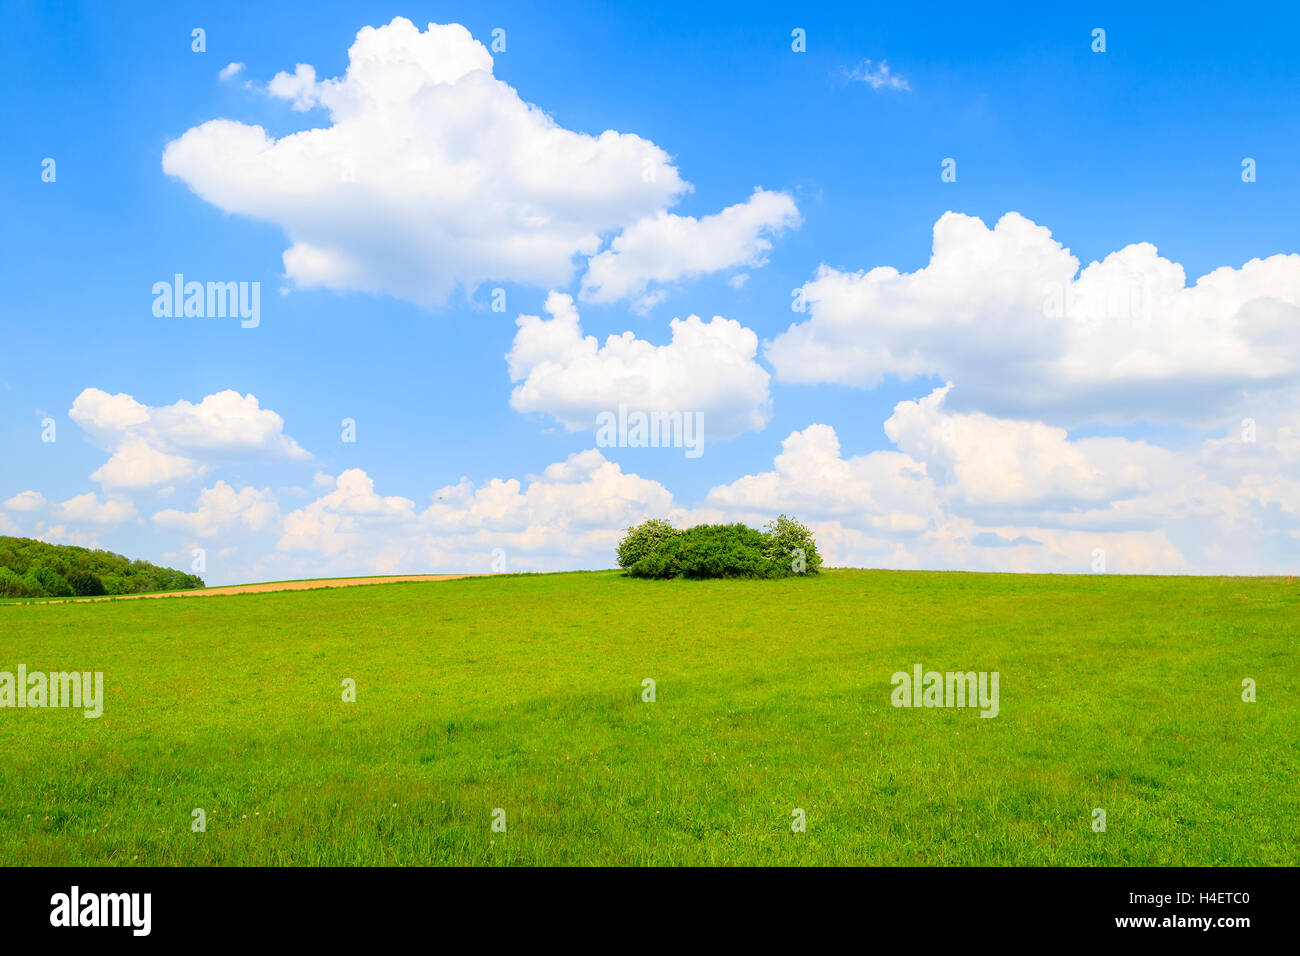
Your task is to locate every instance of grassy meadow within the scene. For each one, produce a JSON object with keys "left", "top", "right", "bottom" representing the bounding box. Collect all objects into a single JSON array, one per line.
[{"left": 1, "top": 569, "right": 1296, "bottom": 866}]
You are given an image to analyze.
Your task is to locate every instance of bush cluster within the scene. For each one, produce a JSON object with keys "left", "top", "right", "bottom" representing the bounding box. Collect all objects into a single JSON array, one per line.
[
  {"left": 0, "top": 536, "right": 205, "bottom": 599},
  {"left": 616, "top": 516, "right": 823, "bottom": 579}
]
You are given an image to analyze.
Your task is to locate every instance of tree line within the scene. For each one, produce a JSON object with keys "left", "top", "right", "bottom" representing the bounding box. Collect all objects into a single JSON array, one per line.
[{"left": 0, "top": 536, "right": 205, "bottom": 598}]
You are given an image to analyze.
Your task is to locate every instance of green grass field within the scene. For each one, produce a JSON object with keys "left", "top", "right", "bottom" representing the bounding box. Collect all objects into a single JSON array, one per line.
[{"left": 1, "top": 569, "right": 1296, "bottom": 866}]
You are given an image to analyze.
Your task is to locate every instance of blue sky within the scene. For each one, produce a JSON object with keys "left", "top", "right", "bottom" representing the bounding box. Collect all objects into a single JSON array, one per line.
[{"left": 3, "top": 2, "right": 1299, "bottom": 583}]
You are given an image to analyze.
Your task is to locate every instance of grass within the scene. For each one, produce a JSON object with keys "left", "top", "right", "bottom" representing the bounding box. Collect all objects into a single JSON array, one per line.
[{"left": 1, "top": 569, "right": 1296, "bottom": 866}]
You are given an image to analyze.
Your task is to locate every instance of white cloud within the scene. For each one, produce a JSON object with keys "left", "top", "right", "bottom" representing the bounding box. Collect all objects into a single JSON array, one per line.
[
  {"left": 91, "top": 438, "right": 208, "bottom": 489},
  {"left": 153, "top": 482, "right": 279, "bottom": 538},
  {"left": 507, "top": 292, "right": 771, "bottom": 440},
  {"left": 38, "top": 526, "right": 101, "bottom": 549},
  {"left": 146, "top": 392, "right": 309, "bottom": 459},
  {"left": 275, "top": 450, "right": 674, "bottom": 573},
  {"left": 423, "top": 449, "right": 674, "bottom": 538},
  {"left": 162, "top": 17, "right": 689, "bottom": 307},
  {"left": 11, "top": 394, "right": 1296, "bottom": 577},
  {"left": 882, "top": 384, "right": 1183, "bottom": 515},
  {"left": 53, "top": 493, "right": 137, "bottom": 525},
  {"left": 703, "top": 423, "right": 937, "bottom": 533},
  {"left": 69, "top": 389, "right": 150, "bottom": 433},
  {"left": 11, "top": 374, "right": 1296, "bottom": 578},
  {"left": 218, "top": 62, "right": 245, "bottom": 81},
  {"left": 844, "top": 60, "right": 910, "bottom": 91},
  {"left": 700, "top": 383, "right": 1300, "bottom": 574},
  {"left": 276, "top": 469, "right": 418, "bottom": 559},
  {"left": 700, "top": 418, "right": 1187, "bottom": 573},
  {"left": 580, "top": 189, "right": 800, "bottom": 311},
  {"left": 767, "top": 211, "right": 1300, "bottom": 424},
  {"left": 70, "top": 388, "right": 310, "bottom": 489},
  {"left": 2, "top": 491, "right": 46, "bottom": 512}
]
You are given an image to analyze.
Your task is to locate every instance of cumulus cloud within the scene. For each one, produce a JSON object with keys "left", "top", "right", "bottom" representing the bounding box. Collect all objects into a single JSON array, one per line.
[
  {"left": 218, "top": 62, "right": 245, "bottom": 81},
  {"left": 844, "top": 60, "right": 910, "bottom": 91},
  {"left": 69, "top": 389, "right": 150, "bottom": 433},
  {"left": 699, "top": 418, "right": 1186, "bottom": 573},
  {"left": 162, "top": 17, "right": 689, "bottom": 306},
  {"left": 70, "top": 388, "right": 310, "bottom": 489},
  {"left": 2, "top": 491, "right": 46, "bottom": 512},
  {"left": 699, "top": 383, "right": 1300, "bottom": 574},
  {"left": 580, "top": 189, "right": 800, "bottom": 311},
  {"left": 53, "top": 493, "right": 137, "bottom": 525},
  {"left": 153, "top": 482, "right": 279, "bottom": 538},
  {"left": 767, "top": 211, "right": 1300, "bottom": 424},
  {"left": 38, "top": 527, "right": 101, "bottom": 549},
  {"left": 90, "top": 439, "right": 208, "bottom": 489},
  {"left": 276, "top": 450, "right": 674, "bottom": 573},
  {"left": 276, "top": 469, "right": 419, "bottom": 560},
  {"left": 507, "top": 292, "right": 772, "bottom": 440},
  {"left": 882, "top": 384, "right": 1183, "bottom": 518},
  {"left": 703, "top": 423, "right": 937, "bottom": 532},
  {"left": 10, "top": 375, "right": 1296, "bottom": 579},
  {"left": 11, "top": 400, "right": 1296, "bottom": 577}
]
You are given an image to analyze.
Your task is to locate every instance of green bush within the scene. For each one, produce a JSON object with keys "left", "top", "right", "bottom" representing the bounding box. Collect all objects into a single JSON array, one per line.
[
  {"left": 616, "top": 519, "right": 681, "bottom": 569},
  {"left": 762, "top": 514, "right": 823, "bottom": 575},
  {"left": 100, "top": 574, "right": 128, "bottom": 595},
  {"left": 624, "top": 545, "right": 680, "bottom": 579},
  {"left": 128, "top": 575, "right": 156, "bottom": 594},
  {"left": 681, "top": 523, "right": 769, "bottom": 579},
  {"left": 26, "top": 565, "right": 73, "bottom": 597},
  {"left": 621, "top": 518, "right": 823, "bottom": 580},
  {"left": 65, "top": 568, "right": 106, "bottom": 597},
  {"left": 0, "top": 566, "right": 39, "bottom": 598}
]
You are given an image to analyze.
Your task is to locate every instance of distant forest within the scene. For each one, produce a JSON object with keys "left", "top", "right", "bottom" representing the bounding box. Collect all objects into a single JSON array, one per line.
[{"left": 0, "top": 536, "right": 205, "bottom": 598}]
